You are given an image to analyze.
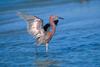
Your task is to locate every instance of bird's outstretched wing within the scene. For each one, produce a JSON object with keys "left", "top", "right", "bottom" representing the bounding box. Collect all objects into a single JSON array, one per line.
[
  {"left": 17, "top": 12, "right": 43, "bottom": 23},
  {"left": 18, "top": 12, "right": 46, "bottom": 41}
]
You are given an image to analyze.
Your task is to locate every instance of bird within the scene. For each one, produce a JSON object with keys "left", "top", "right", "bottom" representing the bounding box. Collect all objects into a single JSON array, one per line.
[{"left": 18, "top": 12, "right": 64, "bottom": 52}]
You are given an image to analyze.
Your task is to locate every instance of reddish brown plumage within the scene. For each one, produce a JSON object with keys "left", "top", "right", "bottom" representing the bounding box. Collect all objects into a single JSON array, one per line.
[{"left": 18, "top": 12, "right": 63, "bottom": 52}]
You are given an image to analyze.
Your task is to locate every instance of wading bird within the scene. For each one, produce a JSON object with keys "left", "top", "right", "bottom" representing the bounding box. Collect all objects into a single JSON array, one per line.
[{"left": 18, "top": 12, "right": 63, "bottom": 52}]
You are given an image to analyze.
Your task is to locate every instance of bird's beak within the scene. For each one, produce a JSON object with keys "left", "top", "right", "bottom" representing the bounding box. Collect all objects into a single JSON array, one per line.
[{"left": 58, "top": 17, "right": 64, "bottom": 20}]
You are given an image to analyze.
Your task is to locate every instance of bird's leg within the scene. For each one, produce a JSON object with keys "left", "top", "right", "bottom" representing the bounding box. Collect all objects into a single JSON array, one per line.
[
  {"left": 34, "top": 42, "right": 38, "bottom": 55},
  {"left": 46, "top": 43, "right": 48, "bottom": 53},
  {"left": 35, "top": 44, "right": 38, "bottom": 52}
]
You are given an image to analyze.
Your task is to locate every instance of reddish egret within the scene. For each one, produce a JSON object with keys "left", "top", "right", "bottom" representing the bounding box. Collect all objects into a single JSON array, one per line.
[{"left": 18, "top": 12, "right": 63, "bottom": 52}]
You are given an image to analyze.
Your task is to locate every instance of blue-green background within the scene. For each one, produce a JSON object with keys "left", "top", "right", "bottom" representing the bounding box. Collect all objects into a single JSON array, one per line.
[{"left": 0, "top": 0, "right": 100, "bottom": 67}]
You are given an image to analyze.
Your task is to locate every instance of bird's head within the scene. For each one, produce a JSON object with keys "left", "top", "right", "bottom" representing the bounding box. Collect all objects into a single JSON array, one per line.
[{"left": 50, "top": 15, "right": 64, "bottom": 25}]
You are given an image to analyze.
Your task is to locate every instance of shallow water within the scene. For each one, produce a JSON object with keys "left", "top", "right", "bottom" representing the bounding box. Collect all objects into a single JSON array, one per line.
[{"left": 0, "top": 0, "right": 100, "bottom": 67}]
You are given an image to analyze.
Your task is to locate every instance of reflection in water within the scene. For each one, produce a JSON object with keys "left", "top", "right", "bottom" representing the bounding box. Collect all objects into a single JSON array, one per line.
[{"left": 34, "top": 53, "right": 60, "bottom": 67}]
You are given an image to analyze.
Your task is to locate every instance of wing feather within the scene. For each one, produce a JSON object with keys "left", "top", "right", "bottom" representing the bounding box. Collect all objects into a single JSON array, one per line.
[
  {"left": 17, "top": 12, "right": 43, "bottom": 23},
  {"left": 18, "top": 12, "right": 45, "bottom": 40}
]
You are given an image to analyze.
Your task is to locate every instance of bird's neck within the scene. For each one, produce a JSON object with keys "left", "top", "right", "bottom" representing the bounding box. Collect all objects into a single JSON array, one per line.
[
  {"left": 46, "top": 17, "right": 56, "bottom": 43},
  {"left": 49, "top": 17, "right": 56, "bottom": 36}
]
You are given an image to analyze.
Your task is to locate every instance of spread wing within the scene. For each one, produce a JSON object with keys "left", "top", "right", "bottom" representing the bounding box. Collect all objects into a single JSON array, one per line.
[
  {"left": 18, "top": 12, "right": 45, "bottom": 39},
  {"left": 17, "top": 12, "right": 43, "bottom": 23}
]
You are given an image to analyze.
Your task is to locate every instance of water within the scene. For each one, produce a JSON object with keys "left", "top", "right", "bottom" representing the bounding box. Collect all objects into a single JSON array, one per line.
[{"left": 0, "top": 0, "right": 100, "bottom": 67}]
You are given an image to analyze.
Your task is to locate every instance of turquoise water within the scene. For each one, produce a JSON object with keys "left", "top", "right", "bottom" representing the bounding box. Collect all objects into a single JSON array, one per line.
[{"left": 0, "top": 0, "right": 100, "bottom": 67}]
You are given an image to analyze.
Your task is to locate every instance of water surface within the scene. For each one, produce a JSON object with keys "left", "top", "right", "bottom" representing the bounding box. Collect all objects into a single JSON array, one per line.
[{"left": 0, "top": 0, "right": 100, "bottom": 67}]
